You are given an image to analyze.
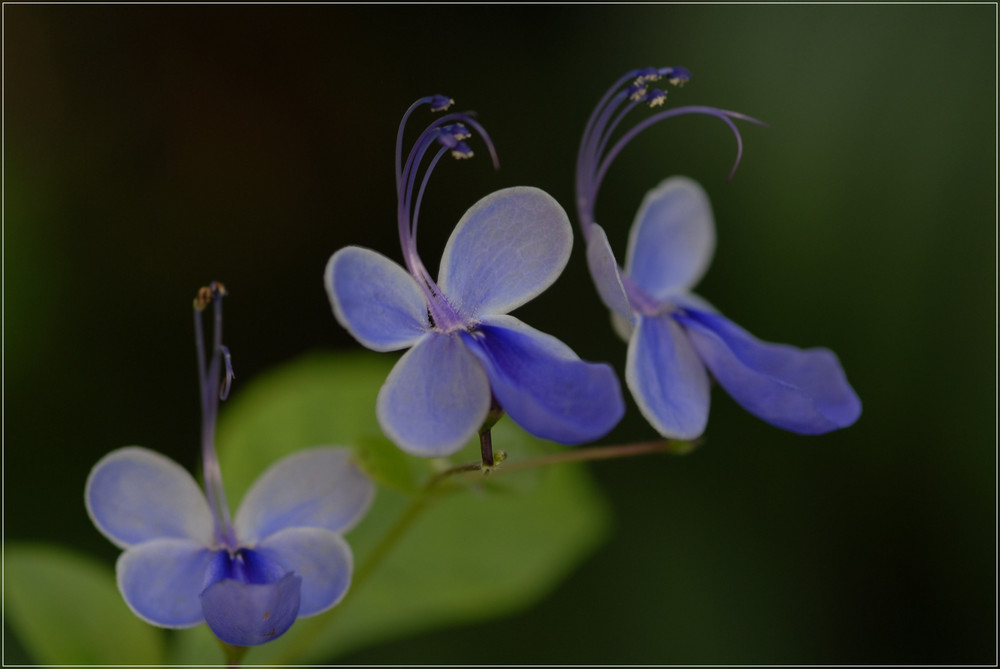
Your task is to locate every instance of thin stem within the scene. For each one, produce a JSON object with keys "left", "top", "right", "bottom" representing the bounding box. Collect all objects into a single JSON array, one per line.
[
  {"left": 219, "top": 641, "right": 248, "bottom": 667},
  {"left": 479, "top": 428, "right": 494, "bottom": 467},
  {"left": 498, "top": 439, "right": 686, "bottom": 475},
  {"left": 264, "top": 435, "right": 692, "bottom": 664}
]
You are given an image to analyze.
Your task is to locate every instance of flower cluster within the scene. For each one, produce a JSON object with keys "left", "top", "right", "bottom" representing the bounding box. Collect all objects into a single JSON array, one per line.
[
  {"left": 86, "top": 69, "right": 862, "bottom": 655},
  {"left": 85, "top": 283, "right": 374, "bottom": 647}
]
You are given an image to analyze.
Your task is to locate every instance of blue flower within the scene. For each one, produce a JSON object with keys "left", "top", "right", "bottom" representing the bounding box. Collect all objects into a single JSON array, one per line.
[
  {"left": 325, "top": 97, "right": 624, "bottom": 457},
  {"left": 576, "top": 68, "right": 861, "bottom": 439},
  {"left": 85, "top": 284, "right": 374, "bottom": 647}
]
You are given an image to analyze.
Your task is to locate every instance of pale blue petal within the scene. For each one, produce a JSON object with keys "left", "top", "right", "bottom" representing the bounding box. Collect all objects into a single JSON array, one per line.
[
  {"left": 86, "top": 447, "right": 214, "bottom": 549},
  {"left": 116, "top": 538, "right": 216, "bottom": 628},
  {"left": 201, "top": 571, "right": 301, "bottom": 646},
  {"left": 325, "top": 246, "right": 429, "bottom": 352},
  {"left": 377, "top": 331, "right": 491, "bottom": 457},
  {"left": 462, "top": 315, "right": 624, "bottom": 444},
  {"left": 234, "top": 447, "right": 375, "bottom": 544},
  {"left": 610, "top": 311, "right": 634, "bottom": 342},
  {"left": 626, "top": 314, "right": 710, "bottom": 440},
  {"left": 585, "top": 223, "right": 632, "bottom": 322},
  {"left": 677, "top": 310, "right": 862, "bottom": 433},
  {"left": 438, "top": 187, "right": 572, "bottom": 318},
  {"left": 672, "top": 291, "right": 718, "bottom": 314},
  {"left": 625, "top": 176, "right": 716, "bottom": 300},
  {"left": 254, "top": 526, "right": 353, "bottom": 617}
]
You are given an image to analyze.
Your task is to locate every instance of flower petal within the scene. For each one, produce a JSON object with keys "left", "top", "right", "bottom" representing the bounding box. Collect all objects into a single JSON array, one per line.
[
  {"left": 676, "top": 309, "right": 862, "bottom": 433},
  {"left": 200, "top": 571, "right": 302, "bottom": 646},
  {"left": 325, "top": 246, "right": 429, "bottom": 352},
  {"left": 85, "top": 447, "right": 214, "bottom": 548},
  {"left": 253, "top": 526, "right": 353, "bottom": 617},
  {"left": 234, "top": 447, "right": 375, "bottom": 545},
  {"left": 626, "top": 314, "right": 710, "bottom": 440},
  {"left": 461, "top": 315, "right": 624, "bottom": 444},
  {"left": 377, "top": 331, "right": 491, "bottom": 457},
  {"left": 438, "top": 187, "right": 572, "bottom": 318},
  {"left": 585, "top": 223, "right": 632, "bottom": 322},
  {"left": 625, "top": 176, "right": 715, "bottom": 299},
  {"left": 116, "top": 538, "right": 216, "bottom": 628}
]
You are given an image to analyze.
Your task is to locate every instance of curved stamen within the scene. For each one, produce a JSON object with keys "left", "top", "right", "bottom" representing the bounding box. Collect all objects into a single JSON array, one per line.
[
  {"left": 395, "top": 95, "right": 454, "bottom": 194},
  {"left": 193, "top": 283, "right": 237, "bottom": 548},
  {"left": 393, "top": 100, "right": 501, "bottom": 332},
  {"left": 577, "top": 69, "right": 644, "bottom": 182},
  {"left": 577, "top": 90, "right": 628, "bottom": 208},
  {"left": 594, "top": 106, "right": 768, "bottom": 198}
]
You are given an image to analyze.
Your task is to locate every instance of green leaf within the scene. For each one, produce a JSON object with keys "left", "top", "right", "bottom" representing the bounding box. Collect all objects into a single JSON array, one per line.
[
  {"left": 352, "top": 434, "right": 423, "bottom": 494},
  {"left": 204, "top": 350, "right": 611, "bottom": 664},
  {"left": 4, "top": 543, "right": 166, "bottom": 664}
]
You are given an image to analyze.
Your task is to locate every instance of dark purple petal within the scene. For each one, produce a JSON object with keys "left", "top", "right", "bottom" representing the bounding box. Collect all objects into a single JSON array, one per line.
[
  {"left": 676, "top": 310, "right": 862, "bottom": 434},
  {"left": 254, "top": 527, "right": 354, "bottom": 617},
  {"left": 200, "top": 571, "right": 302, "bottom": 647},
  {"left": 461, "top": 315, "right": 624, "bottom": 444}
]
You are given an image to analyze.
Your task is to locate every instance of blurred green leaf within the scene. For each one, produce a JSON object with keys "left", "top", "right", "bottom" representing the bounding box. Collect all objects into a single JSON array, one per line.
[
  {"left": 215, "top": 351, "right": 395, "bottom": 505},
  {"left": 352, "top": 434, "right": 423, "bottom": 495},
  {"left": 4, "top": 543, "right": 166, "bottom": 664},
  {"left": 201, "top": 350, "right": 611, "bottom": 663}
]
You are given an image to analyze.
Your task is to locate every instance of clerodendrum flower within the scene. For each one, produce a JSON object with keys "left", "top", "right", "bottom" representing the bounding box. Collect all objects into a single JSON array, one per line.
[
  {"left": 576, "top": 67, "right": 861, "bottom": 439},
  {"left": 85, "top": 283, "right": 374, "bottom": 647},
  {"left": 325, "top": 96, "right": 624, "bottom": 458}
]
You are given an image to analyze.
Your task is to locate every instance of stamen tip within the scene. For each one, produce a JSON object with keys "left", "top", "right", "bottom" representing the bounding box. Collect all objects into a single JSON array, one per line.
[
  {"left": 429, "top": 95, "right": 454, "bottom": 112},
  {"left": 645, "top": 89, "right": 667, "bottom": 108},
  {"left": 194, "top": 286, "right": 213, "bottom": 311},
  {"left": 627, "top": 82, "right": 648, "bottom": 101},
  {"left": 450, "top": 143, "right": 474, "bottom": 160},
  {"left": 635, "top": 66, "right": 661, "bottom": 84},
  {"left": 662, "top": 66, "right": 692, "bottom": 86}
]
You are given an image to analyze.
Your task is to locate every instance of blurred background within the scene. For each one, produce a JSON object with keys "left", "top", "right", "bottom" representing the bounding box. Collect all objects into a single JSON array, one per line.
[{"left": 4, "top": 3, "right": 994, "bottom": 664}]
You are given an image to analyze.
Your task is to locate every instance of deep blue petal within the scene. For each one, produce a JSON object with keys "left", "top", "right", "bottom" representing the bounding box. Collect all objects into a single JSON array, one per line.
[
  {"left": 200, "top": 571, "right": 302, "bottom": 647},
  {"left": 676, "top": 309, "right": 862, "bottom": 434},
  {"left": 461, "top": 315, "right": 624, "bottom": 444},
  {"left": 254, "top": 527, "right": 354, "bottom": 617}
]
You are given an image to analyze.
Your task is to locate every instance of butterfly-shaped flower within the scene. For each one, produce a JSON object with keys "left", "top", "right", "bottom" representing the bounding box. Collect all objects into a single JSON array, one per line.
[
  {"left": 85, "top": 284, "right": 374, "bottom": 647},
  {"left": 326, "top": 97, "right": 624, "bottom": 457},
  {"left": 576, "top": 68, "right": 861, "bottom": 439}
]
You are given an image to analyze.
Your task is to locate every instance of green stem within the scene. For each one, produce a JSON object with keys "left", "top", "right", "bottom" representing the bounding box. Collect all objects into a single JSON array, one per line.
[
  {"left": 268, "top": 436, "right": 691, "bottom": 663},
  {"left": 219, "top": 641, "right": 248, "bottom": 666}
]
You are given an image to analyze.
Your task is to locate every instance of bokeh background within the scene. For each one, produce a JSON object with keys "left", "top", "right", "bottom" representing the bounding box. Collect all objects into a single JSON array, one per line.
[{"left": 4, "top": 3, "right": 995, "bottom": 664}]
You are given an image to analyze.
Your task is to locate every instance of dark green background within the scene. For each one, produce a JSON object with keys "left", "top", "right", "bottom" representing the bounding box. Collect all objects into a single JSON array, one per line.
[{"left": 4, "top": 3, "right": 994, "bottom": 664}]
